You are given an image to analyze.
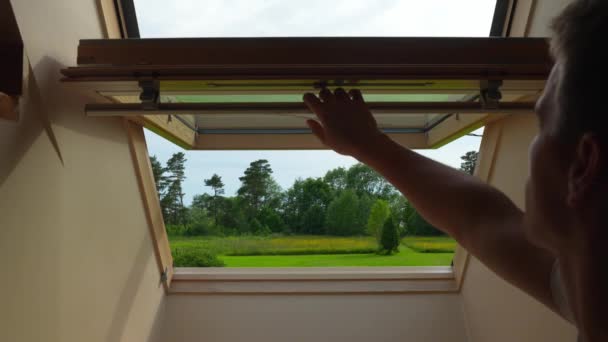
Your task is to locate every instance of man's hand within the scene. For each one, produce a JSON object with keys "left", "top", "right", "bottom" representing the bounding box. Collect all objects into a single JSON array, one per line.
[
  {"left": 305, "top": 87, "right": 555, "bottom": 314},
  {"left": 303, "top": 88, "right": 386, "bottom": 158}
]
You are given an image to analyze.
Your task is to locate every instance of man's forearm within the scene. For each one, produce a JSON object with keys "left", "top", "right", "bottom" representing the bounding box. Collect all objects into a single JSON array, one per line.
[{"left": 355, "top": 134, "right": 522, "bottom": 243}]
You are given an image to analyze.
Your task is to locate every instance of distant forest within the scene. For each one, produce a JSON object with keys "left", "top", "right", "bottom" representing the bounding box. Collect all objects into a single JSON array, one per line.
[{"left": 150, "top": 151, "right": 478, "bottom": 238}]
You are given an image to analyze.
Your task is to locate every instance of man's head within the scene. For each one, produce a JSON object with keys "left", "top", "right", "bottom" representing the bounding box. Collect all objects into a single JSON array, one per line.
[{"left": 525, "top": 0, "right": 608, "bottom": 253}]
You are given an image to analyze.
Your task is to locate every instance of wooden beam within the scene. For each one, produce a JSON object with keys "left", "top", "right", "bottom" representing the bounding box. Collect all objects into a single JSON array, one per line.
[
  {"left": 125, "top": 120, "right": 174, "bottom": 290},
  {"left": 75, "top": 37, "right": 551, "bottom": 68},
  {"left": 125, "top": 114, "right": 196, "bottom": 150},
  {"left": 453, "top": 119, "right": 504, "bottom": 289},
  {"left": 427, "top": 113, "right": 490, "bottom": 148},
  {"left": 61, "top": 37, "right": 551, "bottom": 81}
]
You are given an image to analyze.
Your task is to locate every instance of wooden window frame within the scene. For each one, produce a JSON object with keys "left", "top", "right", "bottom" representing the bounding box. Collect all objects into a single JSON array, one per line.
[
  {"left": 101, "top": 0, "right": 538, "bottom": 294},
  {"left": 62, "top": 36, "right": 549, "bottom": 150},
  {"left": 452, "top": 0, "right": 539, "bottom": 290}
]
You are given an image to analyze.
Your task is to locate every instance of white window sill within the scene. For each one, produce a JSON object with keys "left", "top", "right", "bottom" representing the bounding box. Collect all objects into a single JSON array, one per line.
[{"left": 169, "top": 266, "right": 457, "bottom": 294}]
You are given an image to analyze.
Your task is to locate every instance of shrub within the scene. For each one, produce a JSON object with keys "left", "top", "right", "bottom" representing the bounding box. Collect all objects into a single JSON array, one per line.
[
  {"left": 379, "top": 218, "right": 400, "bottom": 255},
  {"left": 166, "top": 224, "right": 187, "bottom": 236},
  {"left": 186, "top": 207, "right": 220, "bottom": 236},
  {"left": 186, "top": 220, "right": 221, "bottom": 236},
  {"left": 173, "top": 248, "right": 225, "bottom": 267}
]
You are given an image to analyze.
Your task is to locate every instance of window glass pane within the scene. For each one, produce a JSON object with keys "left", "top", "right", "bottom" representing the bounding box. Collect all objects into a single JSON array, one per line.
[
  {"left": 145, "top": 126, "right": 484, "bottom": 267},
  {"left": 134, "top": 0, "right": 497, "bottom": 38},
  {"left": 193, "top": 113, "right": 445, "bottom": 130}
]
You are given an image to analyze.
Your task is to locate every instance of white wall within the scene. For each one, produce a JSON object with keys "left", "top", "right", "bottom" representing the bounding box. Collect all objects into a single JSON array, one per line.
[
  {"left": 160, "top": 294, "right": 469, "bottom": 342},
  {"left": 0, "top": 1, "right": 164, "bottom": 341},
  {"left": 460, "top": 117, "right": 577, "bottom": 342}
]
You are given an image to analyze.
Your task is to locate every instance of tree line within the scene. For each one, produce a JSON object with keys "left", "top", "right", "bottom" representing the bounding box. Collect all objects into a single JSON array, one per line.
[{"left": 150, "top": 151, "right": 478, "bottom": 239}]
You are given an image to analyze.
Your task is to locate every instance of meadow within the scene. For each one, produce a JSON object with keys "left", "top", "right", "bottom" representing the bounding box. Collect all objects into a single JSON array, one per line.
[{"left": 169, "top": 235, "right": 456, "bottom": 267}]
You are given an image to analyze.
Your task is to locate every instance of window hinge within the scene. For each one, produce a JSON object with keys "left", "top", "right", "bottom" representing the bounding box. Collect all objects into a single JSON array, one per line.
[
  {"left": 160, "top": 266, "right": 169, "bottom": 286},
  {"left": 480, "top": 79, "right": 503, "bottom": 110},
  {"left": 139, "top": 80, "right": 160, "bottom": 110}
]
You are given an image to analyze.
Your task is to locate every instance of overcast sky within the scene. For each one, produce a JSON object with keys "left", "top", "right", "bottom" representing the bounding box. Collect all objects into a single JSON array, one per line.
[{"left": 135, "top": 0, "right": 494, "bottom": 204}]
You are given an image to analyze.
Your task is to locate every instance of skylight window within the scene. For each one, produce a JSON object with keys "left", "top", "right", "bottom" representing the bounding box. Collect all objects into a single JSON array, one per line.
[{"left": 61, "top": 0, "right": 544, "bottom": 288}]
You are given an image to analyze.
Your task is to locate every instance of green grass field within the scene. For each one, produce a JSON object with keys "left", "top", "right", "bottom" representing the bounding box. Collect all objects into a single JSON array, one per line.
[
  {"left": 402, "top": 236, "right": 458, "bottom": 253},
  {"left": 169, "top": 235, "right": 378, "bottom": 256},
  {"left": 169, "top": 235, "right": 456, "bottom": 267},
  {"left": 222, "top": 245, "right": 453, "bottom": 267}
]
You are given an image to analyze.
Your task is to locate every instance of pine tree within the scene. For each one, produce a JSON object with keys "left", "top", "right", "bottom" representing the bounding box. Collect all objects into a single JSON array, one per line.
[
  {"left": 162, "top": 152, "right": 187, "bottom": 226},
  {"left": 204, "top": 174, "right": 225, "bottom": 225}
]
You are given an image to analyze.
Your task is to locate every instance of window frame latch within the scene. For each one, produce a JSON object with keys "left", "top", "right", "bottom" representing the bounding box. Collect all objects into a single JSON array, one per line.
[
  {"left": 139, "top": 80, "right": 160, "bottom": 110},
  {"left": 480, "top": 79, "right": 503, "bottom": 110}
]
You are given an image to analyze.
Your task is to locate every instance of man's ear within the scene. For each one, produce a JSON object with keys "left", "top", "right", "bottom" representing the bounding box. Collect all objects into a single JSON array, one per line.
[{"left": 567, "top": 133, "right": 602, "bottom": 207}]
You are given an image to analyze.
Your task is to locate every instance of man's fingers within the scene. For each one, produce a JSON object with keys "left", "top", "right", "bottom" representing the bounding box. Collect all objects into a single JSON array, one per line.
[
  {"left": 334, "top": 88, "right": 349, "bottom": 101},
  {"left": 303, "top": 92, "right": 324, "bottom": 115},
  {"left": 348, "top": 89, "right": 364, "bottom": 102},
  {"left": 319, "top": 88, "right": 334, "bottom": 103},
  {"left": 306, "top": 119, "right": 326, "bottom": 144}
]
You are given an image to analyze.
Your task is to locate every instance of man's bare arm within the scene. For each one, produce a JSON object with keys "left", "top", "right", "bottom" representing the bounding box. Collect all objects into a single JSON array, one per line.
[{"left": 304, "top": 88, "right": 556, "bottom": 309}]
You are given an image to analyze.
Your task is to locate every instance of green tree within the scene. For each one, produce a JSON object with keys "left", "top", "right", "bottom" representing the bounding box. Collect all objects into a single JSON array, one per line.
[
  {"left": 161, "top": 152, "right": 187, "bottom": 226},
  {"left": 237, "top": 159, "right": 281, "bottom": 213},
  {"left": 390, "top": 196, "right": 416, "bottom": 236},
  {"left": 379, "top": 218, "right": 400, "bottom": 254},
  {"left": 300, "top": 204, "right": 326, "bottom": 235},
  {"left": 323, "top": 167, "right": 348, "bottom": 193},
  {"left": 204, "top": 174, "right": 225, "bottom": 225},
  {"left": 191, "top": 193, "right": 213, "bottom": 212},
  {"left": 186, "top": 207, "right": 219, "bottom": 236},
  {"left": 357, "top": 194, "right": 375, "bottom": 234},
  {"left": 346, "top": 163, "right": 396, "bottom": 199},
  {"left": 218, "top": 197, "right": 249, "bottom": 235},
  {"left": 149, "top": 155, "right": 167, "bottom": 198},
  {"left": 460, "top": 151, "right": 479, "bottom": 175},
  {"left": 150, "top": 155, "right": 172, "bottom": 221},
  {"left": 283, "top": 177, "right": 333, "bottom": 234},
  {"left": 367, "top": 199, "right": 391, "bottom": 241},
  {"left": 325, "top": 190, "right": 362, "bottom": 236},
  {"left": 162, "top": 180, "right": 186, "bottom": 225},
  {"left": 257, "top": 206, "right": 285, "bottom": 233}
]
